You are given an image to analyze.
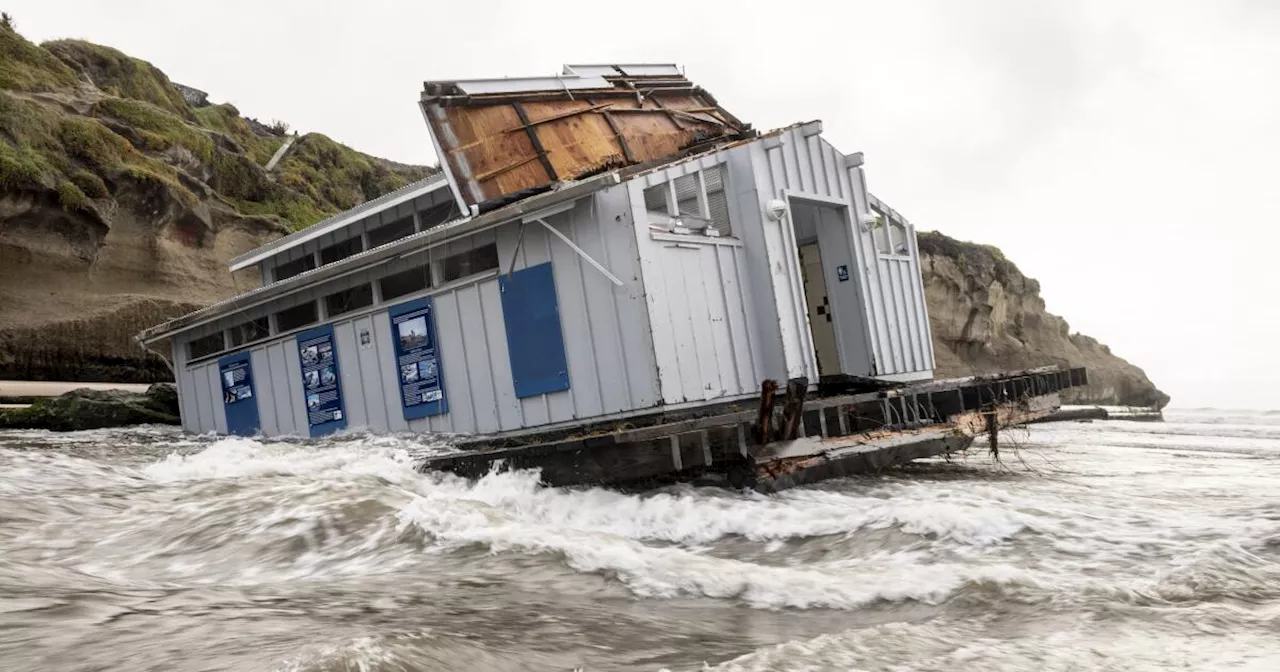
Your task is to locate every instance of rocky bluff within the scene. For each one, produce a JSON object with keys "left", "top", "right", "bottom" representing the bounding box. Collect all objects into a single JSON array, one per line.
[
  {"left": 0, "top": 22, "right": 1166, "bottom": 408},
  {"left": 918, "top": 232, "right": 1167, "bottom": 408}
]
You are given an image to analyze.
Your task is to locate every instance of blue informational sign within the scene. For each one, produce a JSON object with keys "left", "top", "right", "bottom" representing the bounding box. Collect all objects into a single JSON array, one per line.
[
  {"left": 836, "top": 264, "right": 850, "bottom": 282},
  {"left": 388, "top": 297, "right": 447, "bottom": 420},
  {"left": 296, "top": 325, "right": 347, "bottom": 437},
  {"left": 218, "top": 352, "right": 260, "bottom": 436}
]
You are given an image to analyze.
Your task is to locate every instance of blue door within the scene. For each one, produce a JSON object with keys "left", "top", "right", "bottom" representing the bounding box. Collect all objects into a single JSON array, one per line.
[{"left": 499, "top": 262, "right": 571, "bottom": 398}]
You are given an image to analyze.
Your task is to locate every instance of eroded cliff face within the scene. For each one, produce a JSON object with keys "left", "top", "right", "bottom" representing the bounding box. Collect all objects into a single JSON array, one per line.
[
  {"left": 0, "top": 27, "right": 432, "bottom": 382},
  {"left": 919, "top": 231, "right": 1169, "bottom": 408}
]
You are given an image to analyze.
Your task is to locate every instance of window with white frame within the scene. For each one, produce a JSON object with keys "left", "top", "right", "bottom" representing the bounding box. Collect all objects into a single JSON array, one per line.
[
  {"left": 367, "top": 215, "right": 415, "bottom": 249},
  {"left": 871, "top": 205, "right": 909, "bottom": 256},
  {"left": 379, "top": 263, "right": 432, "bottom": 301},
  {"left": 275, "top": 301, "right": 318, "bottom": 332},
  {"left": 273, "top": 254, "right": 316, "bottom": 282},
  {"left": 227, "top": 317, "right": 269, "bottom": 347},
  {"left": 187, "top": 332, "right": 225, "bottom": 360},
  {"left": 320, "top": 236, "right": 365, "bottom": 265},
  {"left": 441, "top": 243, "right": 499, "bottom": 283},
  {"left": 642, "top": 164, "right": 732, "bottom": 236},
  {"left": 324, "top": 284, "right": 375, "bottom": 318}
]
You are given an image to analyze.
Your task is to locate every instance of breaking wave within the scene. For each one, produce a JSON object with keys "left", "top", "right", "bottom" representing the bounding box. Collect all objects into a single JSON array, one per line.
[{"left": 2, "top": 408, "right": 1279, "bottom": 670}]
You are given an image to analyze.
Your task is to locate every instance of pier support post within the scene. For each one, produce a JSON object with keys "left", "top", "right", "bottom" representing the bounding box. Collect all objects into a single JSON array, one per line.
[
  {"left": 985, "top": 410, "right": 999, "bottom": 459},
  {"left": 756, "top": 380, "right": 778, "bottom": 444},
  {"left": 780, "top": 377, "right": 809, "bottom": 441}
]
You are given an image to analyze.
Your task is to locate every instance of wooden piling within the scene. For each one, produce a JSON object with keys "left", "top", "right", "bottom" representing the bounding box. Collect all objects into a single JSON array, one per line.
[
  {"left": 756, "top": 379, "right": 778, "bottom": 444},
  {"left": 780, "top": 377, "right": 809, "bottom": 441}
]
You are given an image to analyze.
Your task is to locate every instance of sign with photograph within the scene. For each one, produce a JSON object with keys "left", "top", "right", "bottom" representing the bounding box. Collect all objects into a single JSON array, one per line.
[
  {"left": 388, "top": 297, "right": 447, "bottom": 420},
  {"left": 295, "top": 325, "right": 347, "bottom": 436},
  {"left": 217, "top": 352, "right": 259, "bottom": 436}
]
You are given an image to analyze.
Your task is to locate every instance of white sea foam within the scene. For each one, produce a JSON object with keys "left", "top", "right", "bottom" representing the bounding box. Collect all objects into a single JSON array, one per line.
[
  {"left": 4, "top": 409, "right": 1280, "bottom": 670},
  {"left": 394, "top": 473, "right": 1043, "bottom": 609},
  {"left": 140, "top": 434, "right": 432, "bottom": 485},
  {"left": 692, "top": 617, "right": 1280, "bottom": 672}
]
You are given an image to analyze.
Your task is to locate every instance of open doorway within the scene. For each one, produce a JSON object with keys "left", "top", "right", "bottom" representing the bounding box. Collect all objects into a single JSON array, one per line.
[
  {"left": 797, "top": 242, "right": 840, "bottom": 375},
  {"left": 787, "top": 197, "right": 869, "bottom": 379}
]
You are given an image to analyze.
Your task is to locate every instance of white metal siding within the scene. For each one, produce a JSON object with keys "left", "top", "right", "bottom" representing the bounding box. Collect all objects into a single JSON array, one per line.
[
  {"left": 250, "top": 348, "right": 277, "bottom": 436},
  {"left": 630, "top": 155, "right": 765, "bottom": 405},
  {"left": 171, "top": 187, "right": 660, "bottom": 438},
  {"left": 739, "top": 124, "right": 934, "bottom": 381},
  {"left": 850, "top": 168, "right": 934, "bottom": 378}
]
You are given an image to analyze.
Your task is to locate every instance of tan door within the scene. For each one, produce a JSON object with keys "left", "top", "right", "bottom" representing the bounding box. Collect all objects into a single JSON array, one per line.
[{"left": 798, "top": 243, "right": 840, "bottom": 376}]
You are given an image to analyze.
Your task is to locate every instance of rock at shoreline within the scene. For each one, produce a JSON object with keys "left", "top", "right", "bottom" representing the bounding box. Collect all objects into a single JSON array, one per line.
[{"left": 0, "top": 383, "right": 180, "bottom": 431}]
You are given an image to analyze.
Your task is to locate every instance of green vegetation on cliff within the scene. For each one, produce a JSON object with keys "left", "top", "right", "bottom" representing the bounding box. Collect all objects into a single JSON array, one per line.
[
  {"left": 0, "top": 20, "right": 76, "bottom": 91},
  {"left": 276, "top": 134, "right": 418, "bottom": 213},
  {"left": 0, "top": 22, "right": 434, "bottom": 231},
  {"left": 0, "top": 91, "right": 195, "bottom": 211},
  {"left": 43, "top": 39, "right": 192, "bottom": 117},
  {"left": 192, "top": 103, "right": 283, "bottom": 165}
]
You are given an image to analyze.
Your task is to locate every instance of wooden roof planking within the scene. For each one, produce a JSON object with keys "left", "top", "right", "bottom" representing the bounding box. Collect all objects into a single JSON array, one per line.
[{"left": 420, "top": 64, "right": 753, "bottom": 212}]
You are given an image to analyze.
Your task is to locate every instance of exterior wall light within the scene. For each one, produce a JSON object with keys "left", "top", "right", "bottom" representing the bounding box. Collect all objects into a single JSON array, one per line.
[{"left": 765, "top": 199, "right": 788, "bottom": 221}]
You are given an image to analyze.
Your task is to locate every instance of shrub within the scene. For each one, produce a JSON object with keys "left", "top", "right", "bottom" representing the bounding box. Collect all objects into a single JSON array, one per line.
[
  {"left": 56, "top": 180, "right": 89, "bottom": 211},
  {"left": 69, "top": 167, "right": 107, "bottom": 198}
]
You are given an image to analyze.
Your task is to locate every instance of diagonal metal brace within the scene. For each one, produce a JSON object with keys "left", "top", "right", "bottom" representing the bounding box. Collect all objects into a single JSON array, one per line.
[{"left": 534, "top": 218, "right": 624, "bottom": 286}]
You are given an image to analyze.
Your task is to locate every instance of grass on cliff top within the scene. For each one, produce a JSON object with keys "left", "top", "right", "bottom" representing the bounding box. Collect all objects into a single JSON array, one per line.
[
  {"left": 0, "top": 22, "right": 78, "bottom": 91},
  {"left": 193, "top": 103, "right": 284, "bottom": 165},
  {"left": 276, "top": 134, "right": 414, "bottom": 213},
  {"left": 93, "top": 97, "right": 215, "bottom": 163},
  {"left": 1, "top": 27, "right": 434, "bottom": 230},
  {"left": 0, "top": 90, "right": 197, "bottom": 208},
  {"left": 42, "top": 39, "right": 192, "bottom": 118}
]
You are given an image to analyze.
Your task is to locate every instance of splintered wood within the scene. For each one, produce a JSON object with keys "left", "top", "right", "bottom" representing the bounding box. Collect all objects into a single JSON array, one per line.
[{"left": 422, "top": 77, "right": 748, "bottom": 207}]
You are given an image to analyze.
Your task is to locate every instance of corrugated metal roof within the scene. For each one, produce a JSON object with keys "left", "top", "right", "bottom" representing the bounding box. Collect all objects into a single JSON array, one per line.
[{"left": 227, "top": 172, "right": 449, "bottom": 273}]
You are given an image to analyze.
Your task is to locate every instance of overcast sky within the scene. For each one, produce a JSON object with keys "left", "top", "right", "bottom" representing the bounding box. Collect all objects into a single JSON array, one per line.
[{"left": 10, "top": 0, "right": 1278, "bottom": 409}]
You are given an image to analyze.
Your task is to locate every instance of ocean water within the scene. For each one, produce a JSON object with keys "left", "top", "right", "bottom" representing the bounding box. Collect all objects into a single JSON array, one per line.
[{"left": 1, "top": 409, "right": 1278, "bottom": 671}]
